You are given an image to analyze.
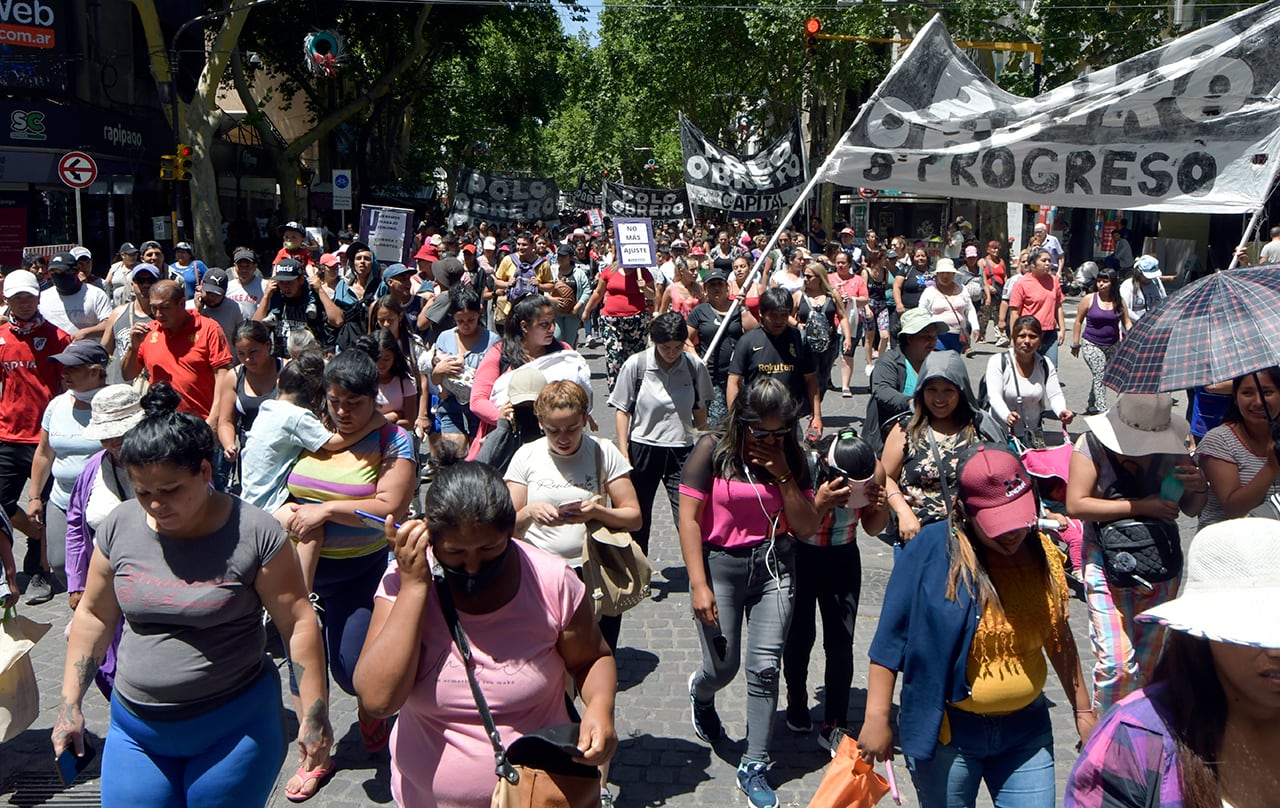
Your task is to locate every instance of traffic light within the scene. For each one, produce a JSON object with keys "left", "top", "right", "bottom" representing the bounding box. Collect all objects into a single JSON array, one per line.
[
  {"left": 159, "top": 154, "right": 176, "bottom": 181},
  {"left": 805, "top": 17, "right": 821, "bottom": 58},
  {"left": 174, "top": 143, "right": 193, "bottom": 181}
]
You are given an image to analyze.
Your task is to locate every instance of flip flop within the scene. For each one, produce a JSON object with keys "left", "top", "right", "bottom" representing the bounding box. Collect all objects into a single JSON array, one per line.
[
  {"left": 285, "top": 761, "right": 336, "bottom": 803},
  {"left": 359, "top": 715, "right": 391, "bottom": 753}
]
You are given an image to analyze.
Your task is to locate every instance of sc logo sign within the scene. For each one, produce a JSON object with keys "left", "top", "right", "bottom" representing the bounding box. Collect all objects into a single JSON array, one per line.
[{"left": 10, "top": 110, "right": 46, "bottom": 141}]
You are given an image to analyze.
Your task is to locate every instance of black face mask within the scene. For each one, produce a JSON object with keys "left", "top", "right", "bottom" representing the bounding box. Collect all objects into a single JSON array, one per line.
[
  {"left": 51, "top": 272, "right": 81, "bottom": 295},
  {"left": 438, "top": 541, "right": 511, "bottom": 598}
]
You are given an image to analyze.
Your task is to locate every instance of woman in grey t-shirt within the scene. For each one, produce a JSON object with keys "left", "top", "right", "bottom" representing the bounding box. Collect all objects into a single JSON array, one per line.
[{"left": 52, "top": 382, "right": 334, "bottom": 805}]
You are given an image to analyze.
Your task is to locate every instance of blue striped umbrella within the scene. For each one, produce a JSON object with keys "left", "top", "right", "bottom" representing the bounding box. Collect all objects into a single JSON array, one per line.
[{"left": 1103, "top": 266, "right": 1280, "bottom": 393}]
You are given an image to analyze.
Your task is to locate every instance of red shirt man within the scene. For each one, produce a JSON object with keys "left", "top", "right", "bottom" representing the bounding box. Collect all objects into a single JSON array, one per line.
[{"left": 123, "top": 280, "right": 232, "bottom": 419}]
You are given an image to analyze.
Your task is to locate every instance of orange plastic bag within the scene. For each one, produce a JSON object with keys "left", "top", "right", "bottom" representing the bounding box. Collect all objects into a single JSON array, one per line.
[{"left": 806, "top": 734, "right": 891, "bottom": 808}]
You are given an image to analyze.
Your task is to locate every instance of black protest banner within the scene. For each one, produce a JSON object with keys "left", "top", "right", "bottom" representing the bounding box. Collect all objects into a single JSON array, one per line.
[
  {"left": 450, "top": 168, "right": 560, "bottom": 226},
  {"left": 570, "top": 177, "right": 603, "bottom": 210},
  {"left": 817, "top": 5, "right": 1280, "bottom": 213},
  {"left": 679, "top": 115, "right": 807, "bottom": 214},
  {"left": 601, "top": 181, "right": 689, "bottom": 220}
]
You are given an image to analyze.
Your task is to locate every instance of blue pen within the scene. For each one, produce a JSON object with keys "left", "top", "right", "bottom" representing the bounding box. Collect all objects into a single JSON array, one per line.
[{"left": 354, "top": 509, "right": 404, "bottom": 531}]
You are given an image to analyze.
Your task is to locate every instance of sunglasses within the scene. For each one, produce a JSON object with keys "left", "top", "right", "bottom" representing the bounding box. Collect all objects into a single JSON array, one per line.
[{"left": 748, "top": 426, "right": 791, "bottom": 440}]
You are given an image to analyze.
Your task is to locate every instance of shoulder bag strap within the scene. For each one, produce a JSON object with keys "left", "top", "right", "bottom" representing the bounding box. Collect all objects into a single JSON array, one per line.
[
  {"left": 434, "top": 574, "right": 520, "bottom": 785},
  {"left": 925, "top": 428, "right": 956, "bottom": 533}
]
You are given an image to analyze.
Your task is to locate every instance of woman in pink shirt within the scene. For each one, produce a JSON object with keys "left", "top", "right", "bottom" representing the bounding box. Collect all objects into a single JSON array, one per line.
[
  {"left": 1008, "top": 248, "right": 1066, "bottom": 367},
  {"left": 354, "top": 461, "right": 617, "bottom": 808}
]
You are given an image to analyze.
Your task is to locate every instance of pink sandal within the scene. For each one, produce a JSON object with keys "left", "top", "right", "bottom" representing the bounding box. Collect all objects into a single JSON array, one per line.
[{"left": 285, "top": 761, "right": 336, "bottom": 803}]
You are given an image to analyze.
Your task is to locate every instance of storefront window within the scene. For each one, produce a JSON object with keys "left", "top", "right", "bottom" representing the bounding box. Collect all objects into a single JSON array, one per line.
[{"left": 33, "top": 189, "right": 75, "bottom": 246}]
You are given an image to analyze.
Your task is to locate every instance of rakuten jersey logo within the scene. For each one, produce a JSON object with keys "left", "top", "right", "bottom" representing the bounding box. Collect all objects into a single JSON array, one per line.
[{"left": 0, "top": 0, "right": 55, "bottom": 50}]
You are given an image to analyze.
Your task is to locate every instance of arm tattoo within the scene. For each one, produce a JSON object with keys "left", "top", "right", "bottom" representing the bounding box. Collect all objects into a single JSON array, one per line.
[
  {"left": 73, "top": 655, "right": 99, "bottom": 692},
  {"left": 301, "top": 698, "right": 329, "bottom": 745}
]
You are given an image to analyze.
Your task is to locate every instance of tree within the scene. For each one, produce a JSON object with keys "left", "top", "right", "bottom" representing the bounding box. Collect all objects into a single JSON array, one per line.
[{"left": 131, "top": 0, "right": 251, "bottom": 260}]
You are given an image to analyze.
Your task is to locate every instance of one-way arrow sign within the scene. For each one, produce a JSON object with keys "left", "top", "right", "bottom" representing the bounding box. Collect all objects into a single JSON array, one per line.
[{"left": 58, "top": 151, "right": 98, "bottom": 189}]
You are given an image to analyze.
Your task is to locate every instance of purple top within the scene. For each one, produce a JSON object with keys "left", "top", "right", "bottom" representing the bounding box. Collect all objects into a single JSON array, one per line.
[
  {"left": 1080, "top": 293, "right": 1122, "bottom": 347},
  {"left": 64, "top": 448, "right": 121, "bottom": 698},
  {"left": 1065, "top": 682, "right": 1184, "bottom": 808}
]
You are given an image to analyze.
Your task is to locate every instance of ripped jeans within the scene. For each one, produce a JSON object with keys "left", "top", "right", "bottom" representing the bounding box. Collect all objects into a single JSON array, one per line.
[{"left": 690, "top": 537, "right": 795, "bottom": 765}]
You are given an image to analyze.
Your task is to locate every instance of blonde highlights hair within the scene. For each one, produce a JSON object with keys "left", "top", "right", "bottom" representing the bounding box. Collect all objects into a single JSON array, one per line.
[{"left": 534, "top": 380, "right": 588, "bottom": 419}]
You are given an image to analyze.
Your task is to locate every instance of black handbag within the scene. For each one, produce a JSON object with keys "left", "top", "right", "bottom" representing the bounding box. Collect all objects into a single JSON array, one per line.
[{"left": 1087, "top": 433, "right": 1184, "bottom": 589}]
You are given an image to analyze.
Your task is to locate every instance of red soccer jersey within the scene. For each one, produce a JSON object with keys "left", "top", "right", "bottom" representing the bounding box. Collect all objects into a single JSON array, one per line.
[
  {"left": 137, "top": 313, "right": 233, "bottom": 418},
  {"left": 0, "top": 321, "right": 72, "bottom": 443}
]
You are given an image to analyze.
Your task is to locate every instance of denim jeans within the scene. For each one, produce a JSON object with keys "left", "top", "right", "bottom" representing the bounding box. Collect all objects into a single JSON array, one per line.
[
  {"left": 1036, "top": 329, "right": 1059, "bottom": 369},
  {"left": 690, "top": 537, "right": 795, "bottom": 765},
  {"left": 906, "top": 695, "right": 1055, "bottom": 808}
]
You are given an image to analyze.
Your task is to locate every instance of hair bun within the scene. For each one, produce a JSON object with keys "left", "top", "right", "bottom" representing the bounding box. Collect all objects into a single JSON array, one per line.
[{"left": 139, "top": 382, "right": 181, "bottom": 417}]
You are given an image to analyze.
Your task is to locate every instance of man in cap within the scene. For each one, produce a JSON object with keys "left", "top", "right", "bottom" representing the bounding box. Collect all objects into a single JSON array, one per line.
[
  {"left": 69, "top": 247, "right": 103, "bottom": 291},
  {"left": 945, "top": 217, "right": 971, "bottom": 260},
  {"left": 254, "top": 258, "right": 336, "bottom": 356},
  {"left": 226, "top": 247, "right": 266, "bottom": 318},
  {"left": 107, "top": 242, "right": 141, "bottom": 306},
  {"left": 1120, "top": 255, "right": 1167, "bottom": 323},
  {"left": 865, "top": 308, "right": 947, "bottom": 452},
  {"left": 273, "top": 221, "right": 313, "bottom": 269},
  {"left": 39, "top": 252, "right": 113, "bottom": 341},
  {"left": 0, "top": 269, "right": 71, "bottom": 597},
  {"left": 838, "top": 227, "right": 864, "bottom": 266},
  {"left": 376, "top": 261, "right": 423, "bottom": 330},
  {"left": 192, "top": 268, "right": 245, "bottom": 349},
  {"left": 419, "top": 257, "right": 465, "bottom": 342},
  {"left": 123, "top": 279, "right": 233, "bottom": 420},
  {"left": 102, "top": 263, "right": 161, "bottom": 384},
  {"left": 25, "top": 340, "right": 112, "bottom": 603}
]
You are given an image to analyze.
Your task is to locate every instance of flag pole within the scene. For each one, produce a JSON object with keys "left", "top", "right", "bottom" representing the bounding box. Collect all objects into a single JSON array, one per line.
[{"left": 700, "top": 127, "right": 845, "bottom": 364}]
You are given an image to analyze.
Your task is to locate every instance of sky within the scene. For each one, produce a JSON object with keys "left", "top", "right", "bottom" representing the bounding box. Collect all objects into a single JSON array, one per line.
[{"left": 558, "top": 5, "right": 599, "bottom": 40}]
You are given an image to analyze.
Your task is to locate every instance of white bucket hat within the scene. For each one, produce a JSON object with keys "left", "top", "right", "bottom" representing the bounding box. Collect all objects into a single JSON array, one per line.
[
  {"left": 1138, "top": 518, "right": 1280, "bottom": 648},
  {"left": 1082, "top": 392, "right": 1188, "bottom": 457},
  {"left": 82, "top": 384, "right": 145, "bottom": 441}
]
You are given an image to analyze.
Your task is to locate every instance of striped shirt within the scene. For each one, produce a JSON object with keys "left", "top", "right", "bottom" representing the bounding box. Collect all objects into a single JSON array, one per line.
[
  {"left": 287, "top": 422, "right": 414, "bottom": 558},
  {"left": 1195, "top": 423, "right": 1280, "bottom": 530}
]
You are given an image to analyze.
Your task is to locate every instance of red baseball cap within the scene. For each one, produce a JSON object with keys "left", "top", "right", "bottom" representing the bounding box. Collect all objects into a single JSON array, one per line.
[{"left": 957, "top": 444, "right": 1037, "bottom": 538}]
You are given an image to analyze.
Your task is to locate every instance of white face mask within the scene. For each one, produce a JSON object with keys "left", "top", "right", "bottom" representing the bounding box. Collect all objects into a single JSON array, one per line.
[{"left": 71, "top": 388, "right": 99, "bottom": 403}]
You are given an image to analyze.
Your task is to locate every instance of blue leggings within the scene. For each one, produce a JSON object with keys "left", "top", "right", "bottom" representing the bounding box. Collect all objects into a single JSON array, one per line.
[{"left": 102, "top": 666, "right": 285, "bottom": 808}]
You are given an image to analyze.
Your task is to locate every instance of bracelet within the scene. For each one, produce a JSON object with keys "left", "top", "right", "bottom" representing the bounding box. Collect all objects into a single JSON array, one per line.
[
  {"left": 1074, "top": 708, "right": 1096, "bottom": 715},
  {"left": 774, "top": 473, "right": 793, "bottom": 486}
]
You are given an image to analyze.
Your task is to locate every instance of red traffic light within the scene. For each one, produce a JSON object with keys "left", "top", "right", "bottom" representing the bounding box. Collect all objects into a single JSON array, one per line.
[{"left": 805, "top": 17, "right": 821, "bottom": 35}]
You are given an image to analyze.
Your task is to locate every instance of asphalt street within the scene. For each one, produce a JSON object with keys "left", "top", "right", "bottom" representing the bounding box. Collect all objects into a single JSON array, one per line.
[{"left": 0, "top": 298, "right": 1199, "bottom": 808}]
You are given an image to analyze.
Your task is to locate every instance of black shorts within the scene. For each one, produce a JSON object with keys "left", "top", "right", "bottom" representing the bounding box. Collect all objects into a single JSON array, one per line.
[{"left": 0, "top": 441, "right": 36, "bottom": 517}]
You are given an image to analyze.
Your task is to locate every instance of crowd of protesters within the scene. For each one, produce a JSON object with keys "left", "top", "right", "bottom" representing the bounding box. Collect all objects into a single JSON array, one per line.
[{"left": 0, "top": 210, "right": 1274, "bottom": 808}]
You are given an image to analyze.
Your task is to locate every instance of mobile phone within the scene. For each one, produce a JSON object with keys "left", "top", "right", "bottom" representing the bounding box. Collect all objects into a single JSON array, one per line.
[
  {"left": 558, "top": 500, "right": 582, "bottom": 514},
  {"left": 56, "top": 741, "right": 96, "bottom": 785},
  {"left": 355, "top": 509, "right": 404, "bottom": 532}
]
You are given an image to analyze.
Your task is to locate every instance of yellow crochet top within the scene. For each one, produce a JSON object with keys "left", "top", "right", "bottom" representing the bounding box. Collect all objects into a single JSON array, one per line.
[{"left": 951, "top": 532, "right": 1070, "bottom": 717}]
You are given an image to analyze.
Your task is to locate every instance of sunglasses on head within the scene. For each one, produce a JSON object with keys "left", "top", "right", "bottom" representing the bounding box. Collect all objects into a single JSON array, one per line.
[{"left": 748, "top": 426, "right": 790, "bottom": 440}]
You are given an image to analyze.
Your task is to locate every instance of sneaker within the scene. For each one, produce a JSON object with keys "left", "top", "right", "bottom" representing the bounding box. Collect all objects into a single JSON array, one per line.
[
  {"left": 817, "top": 723, "right": 850, "bottom": 755},
  {"left": 736, "top": 761, "right": 778, "bottom": 808},
  {"left": 994, "top": 336, "right": 1011, "bottom": 348},
  {"left": 864, "top": 362, "right": 875, "bottom": 376},
  {"left": 785, "top": 699, "right": 812, "bottom": 733},
  {"left": 25, "top": 571, "right": 55, "bottom": 605},
  {"left": 600, "top": 787, "right": 615, "bottom": 808},
  {"left": 841, "top": 387, "right": 852, "bottom": 398},
  {"left": 688, "top": 673, "right": 723, "bottom": 742}
]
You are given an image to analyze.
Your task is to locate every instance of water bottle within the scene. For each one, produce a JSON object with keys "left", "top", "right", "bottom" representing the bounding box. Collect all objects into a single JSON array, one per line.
[{"left": 1160, "top": 468, "right": 1184, "bottom": 502}]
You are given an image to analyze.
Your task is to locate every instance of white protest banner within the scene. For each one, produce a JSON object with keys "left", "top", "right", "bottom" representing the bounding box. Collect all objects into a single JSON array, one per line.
[
  {"left": 680, "top": 115, "right": 807, "bottom": 213},
  {"left": 815, "top": 4, "right": 1280, "bottom": 213},
  {"left": 586, "top": 208, "right": 603, "bottom": 230},
  {"left": 359, "top": 204, "right": 414, "bottom": 265},
  {"left": 450, "top": 167, "right": 560, "bottom": 226},
  {"left": 612, "top": 217, "right": 656, "bottom": 269},
  {"left": 332, "top": 169, "right": 352, "bottom": 210},
  {"left": 602, "top": 180, "right": 689, "bottom": 220}
]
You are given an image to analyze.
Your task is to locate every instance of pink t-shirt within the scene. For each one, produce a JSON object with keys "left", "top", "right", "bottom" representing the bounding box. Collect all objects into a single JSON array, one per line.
[
  {"left": 1008, "top": 273, "right": 1064, "bottom": 331},
  {"left": 377, "top": 540, "right": 584, "bottom": 808}
]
